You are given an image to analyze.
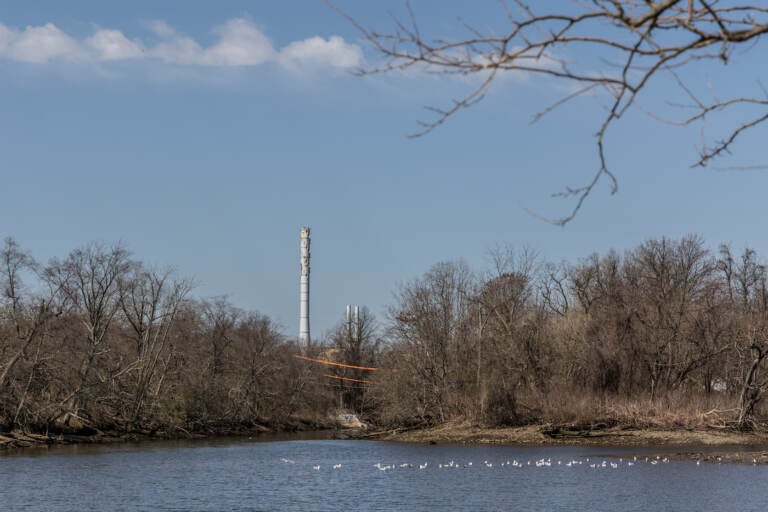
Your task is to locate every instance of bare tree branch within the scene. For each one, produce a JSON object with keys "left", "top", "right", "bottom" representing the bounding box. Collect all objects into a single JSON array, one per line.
[{"left": 336, "top": 0, "right": 768, "bottom": 224}]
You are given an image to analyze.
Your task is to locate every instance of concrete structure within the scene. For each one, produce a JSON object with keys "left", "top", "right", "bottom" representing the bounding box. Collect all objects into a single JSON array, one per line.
[
  {"left": 346, "top": 305, "right": 352, "bottom": 341},
  {"left": 353, "top": 305, "right": 360, "bottom": 344},
  {"left": 299, "top": 227, "right": 311, "bottom": 347},
  {"left": 346, "top": 304, "right": 360, "bottom": 344}
]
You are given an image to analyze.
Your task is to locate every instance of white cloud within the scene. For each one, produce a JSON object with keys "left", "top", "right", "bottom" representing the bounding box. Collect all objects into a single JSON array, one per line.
[
  {"left": 203, "top": 19, "right": 274, "bottom": 66},
  {"left": 0, "top": 23, "right": 15, "bottom": 53},
  {"left": 4, "top": 23, "right": 82, "bottom": 63},
  {"left": 279, "top": 35, "right": 362, "bottom": 70},
  {"left": 0, "top": 17, "right": 363, "bottom": 72},
  {"left": 149, "top": 35, "right": 203, "bottom": 65},
  {"left": 87, "top": 29, "right": 143, "bottom": 61},
  {"left": 145, "top": 20, "right": 176, "bottom": 39}
]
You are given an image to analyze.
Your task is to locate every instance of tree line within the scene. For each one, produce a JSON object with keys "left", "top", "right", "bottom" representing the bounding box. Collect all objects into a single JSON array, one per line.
[
  {"left": 0, "top": 238, "right": 331, "bottom": 437},
  {"left": 367, "top": 235, "right": 768, "bottom": 431},
  {"left": 3, "top": 234, "right": 768, "bottom": 440}
]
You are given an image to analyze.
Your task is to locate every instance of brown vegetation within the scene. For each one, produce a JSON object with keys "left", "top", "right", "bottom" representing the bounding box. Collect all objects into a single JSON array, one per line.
[
  {"left": 0, "top": 238, "right": 333, "bottom": 446},
  {"left": 5, "top": 233, "right": 768, "bottom": 449},
  {"left": 370, "top": 236, "right": 768, "bottom": 433}
]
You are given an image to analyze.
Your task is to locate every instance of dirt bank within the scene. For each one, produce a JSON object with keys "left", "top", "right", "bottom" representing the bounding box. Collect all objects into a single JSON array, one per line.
[
  {"left": 0, "top": 427, "right": 264, "bottom": 450},
  {"left": 0, "top": 417, "right": 333, "bottom": 451},
  {"left": 7, "top": 421, "right": 768, "bottom": 465},
  {"left": 364, "top": 422, "right": 768, "bottom": 446},
  {"left": 349, "top": 422, "right": 768, "bottom": 464}
]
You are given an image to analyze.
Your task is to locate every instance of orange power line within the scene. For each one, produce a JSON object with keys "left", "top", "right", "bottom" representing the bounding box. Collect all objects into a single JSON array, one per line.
[
  {"left": 294, "top": 354, "right": 378, "bottom": 371},
  {"left": 323, "top": 374, "right": 371, "bottom": 384}
]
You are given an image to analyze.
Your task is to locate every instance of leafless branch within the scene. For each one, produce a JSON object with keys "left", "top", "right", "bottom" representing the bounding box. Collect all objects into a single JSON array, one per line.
[{"left": 335, "top": 0, "right": 768, "bottom": 224}]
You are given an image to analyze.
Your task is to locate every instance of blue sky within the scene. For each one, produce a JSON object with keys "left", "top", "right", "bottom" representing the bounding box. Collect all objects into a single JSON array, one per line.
[{"left": 1, "top": 1, "right": 766, "bottom": 339}]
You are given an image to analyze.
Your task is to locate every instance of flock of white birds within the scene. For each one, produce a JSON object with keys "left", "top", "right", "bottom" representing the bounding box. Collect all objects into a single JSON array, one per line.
[{"left": 279, "top": 455, "right": 698, "bottom": 472}]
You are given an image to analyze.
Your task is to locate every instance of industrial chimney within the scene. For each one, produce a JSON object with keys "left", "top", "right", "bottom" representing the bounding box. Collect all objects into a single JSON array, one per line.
[{"left": 299, "top": 227, "right": 311, "bottom": 347}]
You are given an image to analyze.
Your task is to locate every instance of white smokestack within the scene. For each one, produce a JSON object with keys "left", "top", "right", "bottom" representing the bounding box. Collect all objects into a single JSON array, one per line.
[
  {"left": 346, "top": 305, "right": 351, "bottom": 342},
  {"left": 353, "top": 305, "right": 360, "bottom": 344},
  {"left": 299, "top": 227, "right": 311, "bottom": 347}
]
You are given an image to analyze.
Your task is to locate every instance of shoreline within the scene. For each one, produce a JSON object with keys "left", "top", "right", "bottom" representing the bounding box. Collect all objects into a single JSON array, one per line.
[
  {"left": 5, "top": 423, "right": 768, "bottom": 464},
  {"left": 347, "top": 423, "right": 768, "bottom": 464},
  {"left": 358, "top": 425, "right": 768, "bottom": 465},
  {"left": 0, "top": 422, "right": 328, "bottom": 451},
  {"left": 360, "top": 423, "right": 768, "bottom": 447}
]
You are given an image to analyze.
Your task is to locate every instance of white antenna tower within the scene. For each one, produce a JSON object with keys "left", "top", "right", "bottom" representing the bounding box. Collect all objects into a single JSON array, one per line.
[{"left": 299, "top": 227, "right": 311, "bottom": 347}]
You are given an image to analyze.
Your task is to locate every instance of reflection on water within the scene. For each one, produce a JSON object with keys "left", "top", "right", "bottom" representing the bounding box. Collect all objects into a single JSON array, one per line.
[
  {"left": 2, "top": 436, "right": 768, "bottom": 511},
  {"left": 0, "top": 431, "right": 334, "bottom": 460}
]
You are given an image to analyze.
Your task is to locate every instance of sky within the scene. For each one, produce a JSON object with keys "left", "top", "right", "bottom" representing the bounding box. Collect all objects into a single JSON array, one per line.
[{"left": 1, "top": 1, "right": 767, "bottom": 339}]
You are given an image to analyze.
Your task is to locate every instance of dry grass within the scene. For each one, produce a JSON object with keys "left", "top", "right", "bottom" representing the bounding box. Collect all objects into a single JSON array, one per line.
[
  {"left": 379, "top": 420, "right": 768, "bottom": 447},
  {"left": 533, "top": 389, "right": 740, "bottom": 430}
]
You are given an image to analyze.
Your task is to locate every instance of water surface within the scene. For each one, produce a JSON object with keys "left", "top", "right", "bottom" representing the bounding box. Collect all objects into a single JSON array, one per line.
[{"left": 2, "top": 437, "right": 767, "bottom": 511}]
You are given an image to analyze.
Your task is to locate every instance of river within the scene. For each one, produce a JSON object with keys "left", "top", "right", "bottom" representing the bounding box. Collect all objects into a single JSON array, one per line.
[{"left": 1, "top": 436, "right": 767, "bottom": 511}]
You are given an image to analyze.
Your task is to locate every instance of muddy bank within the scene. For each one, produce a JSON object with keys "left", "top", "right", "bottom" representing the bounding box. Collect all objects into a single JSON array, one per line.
[
  {"left": 7, "top": 420, "right": 768, "bottom": 465},
  {"left": 0, "top": 425, "right": 280, "bottom": 450},
  {"left": 346, "top": 422, "right": 768, "bottom": 463},
  {"left": 0, "top": 417, "right": 336, "bottom": 451},
  {"left": 362, "top": 423, "right": 768, "bottom": 446}
]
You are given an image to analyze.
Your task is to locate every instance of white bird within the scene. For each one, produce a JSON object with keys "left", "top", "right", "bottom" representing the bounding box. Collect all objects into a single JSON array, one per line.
[{"left": 313, "top": 465, "right": 321, "bottom": 471}]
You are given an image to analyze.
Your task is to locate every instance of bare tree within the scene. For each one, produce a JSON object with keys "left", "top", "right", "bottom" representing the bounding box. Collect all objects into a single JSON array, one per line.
[
  {"left": 231, "top": 312, "right": 286, "bottom": 420},
  {"left": 0, "top": 238, "right": 59, "bottom": 429},
  {"left": 472, "top": 246, "right": 545, "bottom": 423},
  {"left": 386, "top": 260, "right": 474, "bottom": 423},
  {"left": 0, "top": 239, "right": 47, "bottom": 389},
  {"left": 44, "top": 243, "right": 131, "bottom": 429},
  {"left": 338, "top": 1, "right": 768, "bottom": 224},
  {"left": 201, "top": 298, "right": 240, "bottom": 380},
  {"left": 625, "top": 235, "right": 715, "bottom": 398},
  {"left": 328, "top": 306, "right": 380, "bottom": 412},
  {"left": 718, "top": 244, "right": 768, "bottom": 429},
  {"left": 569, "top": 250, "right": 634, "bottom": 393},
  {"left": 118, "top": 265, "right": 192, "bottom": 425}
]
